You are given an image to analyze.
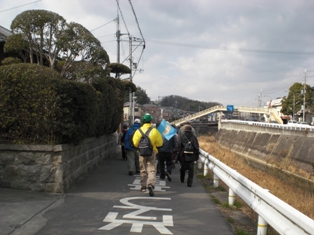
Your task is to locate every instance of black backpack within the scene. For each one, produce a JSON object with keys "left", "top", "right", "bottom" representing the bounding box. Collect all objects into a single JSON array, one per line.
[
  {"left": 138, "top": 127, "right": 153, "bottom": 156},
  {"left": 183, "top": 135, "right": 195, "bottom": 161}
]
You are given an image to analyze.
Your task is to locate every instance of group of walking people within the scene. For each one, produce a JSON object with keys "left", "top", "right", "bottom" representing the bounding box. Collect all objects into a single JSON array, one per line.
[{"left": 119, "top": 113, "right": 199, "bottom": 196}]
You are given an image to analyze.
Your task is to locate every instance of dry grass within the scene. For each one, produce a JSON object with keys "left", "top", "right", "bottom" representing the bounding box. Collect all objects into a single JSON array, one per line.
[{"left": 198, "top": 135, "right": 314, "bottom": 221}]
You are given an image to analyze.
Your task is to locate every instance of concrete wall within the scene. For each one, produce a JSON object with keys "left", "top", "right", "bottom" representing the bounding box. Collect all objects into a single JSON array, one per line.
[
  {"left": 217, "top": 121, "right": 314, "bottom": 167},
  {"left": 216, "top": 121, "right": 314, "bottom": 192},
  {"left": 0, "top": 134, "right": 118, "bottom": 193}
]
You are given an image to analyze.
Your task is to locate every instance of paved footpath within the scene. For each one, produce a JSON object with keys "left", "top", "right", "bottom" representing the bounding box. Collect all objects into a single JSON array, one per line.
[{"left": 0, "top": 153, "right": 234, "bottom": 235}]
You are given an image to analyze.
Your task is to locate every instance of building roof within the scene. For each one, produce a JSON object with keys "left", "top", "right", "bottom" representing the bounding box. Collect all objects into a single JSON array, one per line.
[
  {"left": 0, "top": 25, "right": 12, "bottom": 42},
  {"left": 123, "top": 102, "right": 141, "bottom": 107}
]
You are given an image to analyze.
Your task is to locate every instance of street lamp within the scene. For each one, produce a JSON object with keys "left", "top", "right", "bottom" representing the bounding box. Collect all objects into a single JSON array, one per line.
[{"left": 263, "top": 95, "right": 272, "bottom": 108}]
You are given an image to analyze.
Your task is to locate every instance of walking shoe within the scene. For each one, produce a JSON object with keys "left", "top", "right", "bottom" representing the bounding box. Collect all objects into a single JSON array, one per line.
[
  {"left": 180, "top": 173, "right": 184, "bottom": 183},
  {"left": 129, "top": 171, "right": 133, "bottom": 176},
  {"left": 141, "top": 186, "right": 146, "bottom": 192},
  {"left": 148, "top": 185, "right": 154, "bottom": 196},
  {"left": 166, "top": 172, "right": 172, "bottom": 182},
  {"left": 187, "top": 183, "right": 192, "bottom": 187}
]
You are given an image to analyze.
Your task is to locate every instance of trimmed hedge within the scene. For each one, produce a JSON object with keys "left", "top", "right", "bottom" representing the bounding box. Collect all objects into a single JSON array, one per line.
[{"left": 0, "top": 63, "right": 125, "bottom": 144}]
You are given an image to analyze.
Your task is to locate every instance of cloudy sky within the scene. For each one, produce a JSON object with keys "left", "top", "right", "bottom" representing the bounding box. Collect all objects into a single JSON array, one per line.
[{"left": 2, "top": 0, "right": 314, "bottom": 107}]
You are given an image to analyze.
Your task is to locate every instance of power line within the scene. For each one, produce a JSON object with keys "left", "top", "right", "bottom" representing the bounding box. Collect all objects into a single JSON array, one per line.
[
  {"left": 100, "top": 39, "right": 116, "bottom": 44},
  {"left": 148, "top": 39, "right": 314, "bottom": 56},
  {"left": 116, "top": 0, "right": 129, "bottom": 35},
  {"left": 0, "top": 0, "right": 42, "bottom": 13},
  {"left": 128, "top": 0, "right": 146, "bottom": 78},
  {"left": 128, "top": 0, "right": 145, "bottom": 45},
  {"left": 90, "top": 19, "right": 115, "bottom": 32},
  {"left": 96, "top": 34, "right": 116, "bottom": 39}
]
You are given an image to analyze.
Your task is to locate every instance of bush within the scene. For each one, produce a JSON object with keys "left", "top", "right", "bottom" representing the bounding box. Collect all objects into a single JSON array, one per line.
[
  {"left": 92, "top": 77, "right": 124, "bottom": 135},
  {"left": 0, "top": 63, "right": 62, "bottom": 144},
  {"left": 53, "top": 80, "right": 98, "bottom": 144},
  {"left": 0, "top": 63, "right": 125, "bottom": 144},
  {"left": 1, "top": 57, "right": 22, "bottom": 65}
]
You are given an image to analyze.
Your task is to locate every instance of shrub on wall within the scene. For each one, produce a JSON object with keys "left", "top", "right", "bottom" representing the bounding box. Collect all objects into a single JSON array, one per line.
[
  {"left": 53, "top": 80, "right": 98, "bottom": 144},
  {"left": 0, "top": 63, "right": 62, "bottom": 144},
  {"left": 1, "top": 57, "right": 22, "bottom": 65},
  {"left": 92, "top": 77, "right": 124, "bottom": 135},
  {"left": 0, "top": 63, "right": 125, "bottom": 144}
]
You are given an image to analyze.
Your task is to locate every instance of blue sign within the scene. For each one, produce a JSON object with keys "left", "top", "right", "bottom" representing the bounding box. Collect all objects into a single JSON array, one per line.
[
  {"left": 226, "top": 105, "right": 234, "bottom": 112},
  {"left": 157, "top": 119, "right": 177, "bottom": 140}
]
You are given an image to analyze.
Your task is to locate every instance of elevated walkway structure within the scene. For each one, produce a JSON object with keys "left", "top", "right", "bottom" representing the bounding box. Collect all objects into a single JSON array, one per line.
[{"left": 170, "top": 105, "right": 283, "bottom": 126}]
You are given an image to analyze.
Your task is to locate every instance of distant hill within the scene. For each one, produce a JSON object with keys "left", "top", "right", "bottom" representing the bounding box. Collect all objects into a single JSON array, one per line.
[{"left": 159, "top": 95, "right": 221, "bottom": 112}]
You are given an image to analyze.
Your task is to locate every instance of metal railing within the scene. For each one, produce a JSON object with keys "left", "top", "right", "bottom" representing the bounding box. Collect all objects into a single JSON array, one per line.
[
  {"left": 198, "top": 149, "right": 314, "bottom": 235},
  {"left": 222, "top": 119, "right": 314, "bottom": 132}
]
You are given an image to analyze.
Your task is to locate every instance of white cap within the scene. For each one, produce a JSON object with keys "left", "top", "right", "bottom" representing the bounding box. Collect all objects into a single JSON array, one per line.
[{"left": 134, "top": 118, "right": 141, "bottom": 124}]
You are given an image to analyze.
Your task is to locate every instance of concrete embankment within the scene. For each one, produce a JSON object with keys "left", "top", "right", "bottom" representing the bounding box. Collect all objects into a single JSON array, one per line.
[{"left": 215, "top": 121, "right": 314, "bottom": 193}]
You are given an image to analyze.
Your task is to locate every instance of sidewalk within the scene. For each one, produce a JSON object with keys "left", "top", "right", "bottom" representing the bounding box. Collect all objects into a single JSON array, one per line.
[
  {"left": 0, "top": 153, "right": 236, "bottom": 235},
  {"left": 0, "top": 188, "right": 63, "bottom": 235}
]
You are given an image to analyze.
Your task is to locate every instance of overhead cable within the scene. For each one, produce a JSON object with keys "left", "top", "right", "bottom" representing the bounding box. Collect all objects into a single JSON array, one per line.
[
  {"left": 116, "top": 0, "right": 129, "bottom": 35},
  {"left": 0, "top": 0, "right": 42, "bottom": 13},
  {"left": 90, "top": 19, "right": 116, "bottom": 32},
  {"left": 128, "top": 0, "right": 146, "bottom": 77},
  {"left": 148, "top": 39, "right": 314, "bottom": 56},
  {"left": 128, "top": 0, "right": 145, "bottom": 45}
]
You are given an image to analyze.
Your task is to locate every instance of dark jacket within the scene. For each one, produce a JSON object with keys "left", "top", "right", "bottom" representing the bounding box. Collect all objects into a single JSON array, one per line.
[
  {"left": 125, "top": 123, "right": 141, "bottom": 150},
  {"left": 158, "top": 135, "right": 176, "bottom": 153},
  {"left": 175, "top": 131, "right": 199, "bottom": 161},
  {"left": 120, "top": 129, "right": 128, "bottom": 146}
]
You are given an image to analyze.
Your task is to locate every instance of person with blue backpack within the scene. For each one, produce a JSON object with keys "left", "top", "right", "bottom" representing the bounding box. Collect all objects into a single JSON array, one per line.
[{"left": 124, "top": 118, "right": 141, "bottom": 176}]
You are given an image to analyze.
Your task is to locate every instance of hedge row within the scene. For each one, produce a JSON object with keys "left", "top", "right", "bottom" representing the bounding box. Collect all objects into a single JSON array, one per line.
[{"left": 0, "top": 63, "right": 124, "bottom": 144}]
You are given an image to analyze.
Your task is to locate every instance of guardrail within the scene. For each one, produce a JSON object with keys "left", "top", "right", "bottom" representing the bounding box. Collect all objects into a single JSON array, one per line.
[
  {"left": 222, "top": 119, "right": 314, "bottom": 132},
  {"left": 198, "top": 149, "right": 314, "bottom": 235}
]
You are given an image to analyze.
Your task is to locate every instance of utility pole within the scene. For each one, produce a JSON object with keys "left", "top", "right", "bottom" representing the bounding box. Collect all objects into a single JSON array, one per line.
[
  {"left": 258, "top": 89, "right": 263, "bottom": 107},
  {"left": 116, "top": 1, "right": 132, "bottom": 126},
  {"left": 303, "top": 68, "right": 306, "bottom": 122},
  {"left": 116, "top": 7, "right": 120, "bottom": 66},
  {"left": 129, "top": 35, "right": 133, "bottom": 126},
  {"left": 115, "top": 1, "right": 145, "bottom": 126}
]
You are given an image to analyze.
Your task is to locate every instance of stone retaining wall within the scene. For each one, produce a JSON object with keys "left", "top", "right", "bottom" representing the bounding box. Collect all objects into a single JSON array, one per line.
[
  {"left": 216, "top": 122, "right": 314, "bottom": 169},
  {"left": 0, "top": 134, "right": 118, "bottom": 193},
  {"left": 216, "top": 122, "right": 314, "bottom": 192}
]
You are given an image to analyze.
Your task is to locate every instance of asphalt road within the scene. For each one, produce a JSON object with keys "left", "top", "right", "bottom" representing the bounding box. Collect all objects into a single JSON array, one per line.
[{"left": 1, "top": 153, "right": 234, "bottom": 235}]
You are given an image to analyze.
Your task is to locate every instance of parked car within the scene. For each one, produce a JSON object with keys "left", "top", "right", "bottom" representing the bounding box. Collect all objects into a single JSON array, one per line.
[
  {"left": 287, "top": 120, "right": 297, "bottom": 125},
  {"left": 297, "top": 122, "right": 309, "bottom": 126},
  {"left": 288, "top": 120, "right": 309, "bottom": 126}
]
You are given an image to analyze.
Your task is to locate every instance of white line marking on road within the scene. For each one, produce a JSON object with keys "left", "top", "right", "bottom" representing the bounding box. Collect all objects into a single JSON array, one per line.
[
  {"left": 129, "top": 177, "right": 170, "bottom": 191},
  {"left": 99, "top": 197, "right": 173, "bottom": 234}
]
